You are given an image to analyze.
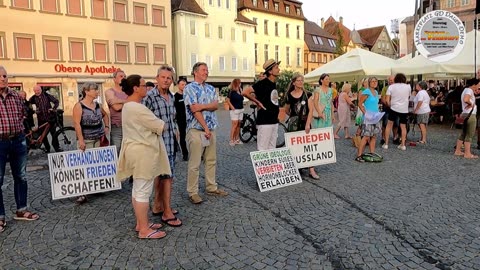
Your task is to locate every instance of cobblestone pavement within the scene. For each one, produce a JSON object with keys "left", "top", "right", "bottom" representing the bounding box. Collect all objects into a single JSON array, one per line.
[{"left": 1, "top": 108, "right": 479, "bottom": 270}]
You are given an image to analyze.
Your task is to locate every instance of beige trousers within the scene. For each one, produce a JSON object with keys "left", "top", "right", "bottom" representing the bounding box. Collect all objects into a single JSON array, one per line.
[{"left": 186, "top": 129, "right": 217, "bottom": 196}]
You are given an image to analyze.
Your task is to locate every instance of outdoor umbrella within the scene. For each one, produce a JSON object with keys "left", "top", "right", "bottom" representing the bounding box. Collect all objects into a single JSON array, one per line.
[{"left": 304, "top": 48, "right": 397, "bottom": 84}]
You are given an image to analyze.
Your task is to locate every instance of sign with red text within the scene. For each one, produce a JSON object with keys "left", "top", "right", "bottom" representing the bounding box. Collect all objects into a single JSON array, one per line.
[
  {"left": 48, "top": 146, "right": 121, "bottom": 200},
  {"left": 54, "top": 64, "right": 120, "bottom": 75},
  {"left": 285, "top": 127, "right": 336, "bottom": 168},
  {"left": 250, "top": 148, "right": 302, "bottom": 192}
]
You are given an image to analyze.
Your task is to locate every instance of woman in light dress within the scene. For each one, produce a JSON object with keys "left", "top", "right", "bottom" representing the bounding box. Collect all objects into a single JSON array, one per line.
[
  {"left": 334, "top": 83, "right": 354, "bottom": 139},
  {"left": 312, "top": 73, "right": 335, "bottom": 128}
]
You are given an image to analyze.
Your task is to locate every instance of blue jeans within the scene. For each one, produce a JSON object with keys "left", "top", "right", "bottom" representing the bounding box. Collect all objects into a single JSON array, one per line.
[
  {"left": 110, "top": 126, "right": 123, "bottom": 155},
  {"left": 0, "top": 134, "right": 28, "bottom": 219}
]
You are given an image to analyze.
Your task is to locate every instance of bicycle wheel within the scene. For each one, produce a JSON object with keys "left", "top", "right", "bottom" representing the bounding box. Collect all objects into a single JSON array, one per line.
[
  {"left": 54, "top": 126, "right": 77, "bottom": 151},
  {"left": 276, "top": 123, "right": 287, "bottom": 148},
  {"left": 240, "top": 116, "right": 254, "bottom": 143}
]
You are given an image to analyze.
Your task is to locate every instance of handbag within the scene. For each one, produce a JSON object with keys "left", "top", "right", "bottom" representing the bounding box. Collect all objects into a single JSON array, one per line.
[
  {"left": 99, "top": 134, "right": 109, "bottom": 147},
  {"left": 459, "top": 105, "right": 475, "bottom": 135}
]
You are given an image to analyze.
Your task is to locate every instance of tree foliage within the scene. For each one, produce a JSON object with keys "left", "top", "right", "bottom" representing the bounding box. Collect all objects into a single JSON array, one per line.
[
  {"left": 276, "top": 70, "right": 314, "bottom": 106},
  {"left": 335, "top": 26, "right": 345, "bottom": 56}
]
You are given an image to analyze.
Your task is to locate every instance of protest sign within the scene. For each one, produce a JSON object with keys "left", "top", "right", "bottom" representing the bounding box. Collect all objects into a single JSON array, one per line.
[
  {"left": 250, "top": 148, "right": 302, "bottom": 192},
  {"left": 48, "top": 146, "right": 121, "bottom": 200},
  {"left": 285, "top": 127, "right": 336, "bottom": 169}
]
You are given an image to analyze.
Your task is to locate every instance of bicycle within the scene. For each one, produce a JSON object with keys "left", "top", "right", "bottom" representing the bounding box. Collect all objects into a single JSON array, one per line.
[
  {"left": 239, "top": 104, "right": 287, "bottom": 148},
  {"left": 25, "top": 109, "right": 77, "bottom": 153}
]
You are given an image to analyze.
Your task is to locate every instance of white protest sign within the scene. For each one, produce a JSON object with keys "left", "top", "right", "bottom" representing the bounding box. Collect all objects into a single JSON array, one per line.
[
  {"left": 48, "top": 146, "right": 121, "bottom": 200},
  {"left": 250, "top": 148, "right": 302, "bottom": 192},
  {"left": 285, "top": 127, "right": 336, "bottom": 169}
]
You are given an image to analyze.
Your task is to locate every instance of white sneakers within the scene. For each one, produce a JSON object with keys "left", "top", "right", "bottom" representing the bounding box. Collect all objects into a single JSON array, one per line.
[
  {"left": 382, "top": 144, "right": 406, "bottom": 150},
  {"left": 382, "top": 144, "right": 388, "bottom": 149}
]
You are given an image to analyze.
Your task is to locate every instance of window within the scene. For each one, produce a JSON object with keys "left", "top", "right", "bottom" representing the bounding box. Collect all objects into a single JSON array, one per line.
[
  {"left": 14, "top": 34, "right": 35, "bottom": 60},
  {"left": 446, "top": 0, "right": 454, "bottom": 8},
  {"left": 190, "top": 53, "right": 197, "bottom": 67},
  {"left": 190, "top": 20, "right": 196, "bottom": 35},
  {"left": 12, "top": 0, "right": 32, "bottom": 9},
  {"left": 114, "top": 41, "right": 129, "bottom": 63},
  {"left": 205, "top": 55, "right": 212, "bottom": 70},
  {"left": 264, "top": 0, "right": 268, "bottom": 9},
  {"left": 296, "top": 7, "right": 300, "bottom": 16},
  {"left": 317, "top": 36, "right": 323, "bottom": 45},
  {"left": 475, "top": 19, "right": 480, "bottom": 29},
  {"left": 461, "top": 0, "right": 470, "bottom": 5},
  {"left": 135, "top": 43, "right": 148, "bottom": 64},
  {"left": 113, "top": 1, "right": 128, "bottom": 22},
  {"left": 264, "top": 20, "right": 268, "bottom": 35},
  {"left": 275, "top": 45, "right": 279, "bottom": 61},
  {"left": 152, "top": 6, "right": 165, "bottom": 26},
  {"left": 231, "top": 28, "right": 236, "bottom": 41},
  {"left": 243, "top": 57, "right": 248, "bottom": 71},
  {"left": 323, "top": 54, "right": 327, "bottom": 63},
  {"left": 310, "top": 53, "right": 316, "bottom": 62},
  {"left": 92, "top": 40, "right": 108, "bottom": 62},
  {"left": 231, "top": 57, "right": 237, "bottom": 71},
  {"left": 226, "top": 0, "right": 229, "bottom": 9},
  {"left": 209, "top": 0, "right": 213, "bottom": 5},
  {"left": 133, "top": 3, "right": 147, "bottom": 24},
  {"left": 378, "top": 42, "right": 381, "bottom": 49},
  {"left": 312, "top": 36, "right": 318, "bottom": 45},
  {"left": 254, "top": 43, "right": 258, "bottom": 64},
  {"left": 43, "top": 36, "right": 62, "bottom": 61},
  {"left": 253, "top": 18, "right": 258, "bottom": 33},
  {"left": 69, "top": 38, "right": 86, "bottom": 62},
  {"left": 40, "top": 0, "right": 59, "bottom": 13},
  {"left": 330, "top": 55, "right": 333, "bottom": 61},
  {"left": 275, "top": 22, "right": 279, "bottom": 36},
  {"left": 296, "top": 48, "right": 301, "bottom": 66},
  {"left": 205, "top": 23, "right": 210, "bottom": 38},
  {"left": 328, "top": 39, "right": 335, "bottom": 47},
  {"left": 92, "top": 0, "right": 107, "bottom": 19},
  {"left": 274, "top": 3, "right": 278, "bottom": 11},
  {"left": 264, "top": 44, "right": 268, "bottom": 62},
  {"left": 38, "top": 84, "right": 63, "bottom": 108},
  {"left": 285, "top": 5, "right": 290, "bottom": 13},
  {"left": 67, "top": 0, "right": 83, "bottom": 16},
  {"left": 286, "top": 46, "right": 290, "bottom": 65},
  {"left": 242, "top": 30, "right": 247, "bottom": 42},
  {"left": 286, "top": 24, "right": 290, "bottom": 38},
  {"left": 218, "top": 26, "right": 223, "bottom": 39},
  {"left": 252, "top": 0, "right": 257, "bottom": 7},
  {"left": 296, "top": 25, "right": 300, "bottom": 39},
  {"left": 153, "top": 44, "right": 166, "bottom": 64},
  {"left": 217, "top": 0, "right": 221, "bottom": 7},
  {"left": 219, "top": 56, "right": 225, "bottom": 71},
  {"left": 0, "top": 32, "right": 6, "bottom": 59}
]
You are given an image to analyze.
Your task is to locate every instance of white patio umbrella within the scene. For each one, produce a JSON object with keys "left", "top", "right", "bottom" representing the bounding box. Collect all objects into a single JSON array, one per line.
[
  {"left": 392, "top": 30, "right": 480, "bottom": 76},
  {"left": 304, "top": 48, "right": 397, "bottom": 84}
]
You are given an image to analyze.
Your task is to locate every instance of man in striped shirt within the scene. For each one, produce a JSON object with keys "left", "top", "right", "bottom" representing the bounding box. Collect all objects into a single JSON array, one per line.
[{"left": 0, "top": 66, "right": 40, "bottom": 233}]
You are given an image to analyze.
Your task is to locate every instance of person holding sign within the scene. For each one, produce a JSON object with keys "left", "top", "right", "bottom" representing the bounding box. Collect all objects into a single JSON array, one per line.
[
  {"left": 72, "top": 82, "right": 110, "bottom": 204},
  {"left": 355, "top": 77, "right": 382, "bottom": 162},
  {"left": 243, "top": 59, "right": 281, "bottom": 150},
  {"left": 312, "top": 73, "right": 335, "bottom": 129},
  {"left": 116, "top": 75, "right": 171, "bottom": 239},
  {"left": 0, "top": 66, "right": 40, "bottom": 233},
  {"left": 283, "top": 74, "right": 319, "bottom": 180}
]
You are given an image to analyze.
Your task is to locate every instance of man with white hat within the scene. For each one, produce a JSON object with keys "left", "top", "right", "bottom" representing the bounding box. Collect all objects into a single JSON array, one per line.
[{"left": 243, "top": 59, "right": 281, "bottom": 150}]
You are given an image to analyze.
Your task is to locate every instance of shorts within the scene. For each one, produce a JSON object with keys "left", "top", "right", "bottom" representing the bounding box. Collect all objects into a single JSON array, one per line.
[
  {"left": 361, "top": 122, "right": 381, "bottom": 137},
  {"left": 388, "top": 109, "right": 408, "bottom": 124},
  {"left": 132, "top": 178, "right": 154, "bottom": 203},
  {"left": 416, "top": 113, "right": 429, "bottom": 125},
  {"left": 158, "top": 154, "right": 175, "bottom": 180},
  {"left": 230, "top": 109, "right": 244, "bottom": 121}
]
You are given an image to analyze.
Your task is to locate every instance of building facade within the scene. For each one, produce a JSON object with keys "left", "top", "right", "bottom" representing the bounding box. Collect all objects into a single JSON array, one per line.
[
  {"left": 238, "top": 0, "right": 305, "bottom": 74},
  {"left": 303, "top": 20, "right": 336, "bottom": 74},
  {"left": 1, "top": 0, "right": 172, "bottom": 115},
  {"left": 357, "top": 26, "right": 397, "bottom": 59},
  {"left": 171, "top": 0, "right": 256, "bottom": 86},
  {"left": 322, "top": 16, "right": 357, "bottom": 54}
]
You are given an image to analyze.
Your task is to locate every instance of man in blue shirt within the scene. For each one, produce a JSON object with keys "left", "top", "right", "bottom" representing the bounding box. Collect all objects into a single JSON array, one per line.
[{"left": 184, "top": 62, "right": 228, "bottom": 204}]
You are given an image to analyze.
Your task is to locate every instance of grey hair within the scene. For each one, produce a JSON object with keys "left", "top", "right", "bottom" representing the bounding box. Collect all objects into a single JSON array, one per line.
[
  {"left": 191, "top": 62, "right": 207, "bottom": 76},
  {"left": 417, "top": 81, "right": 428, "bottom": 90},
  {"left": 81, "top": 82, "right": 98, "bottom": 98},
  {"left": 156, "top": 65, "right": 175, "bottom": 77}
]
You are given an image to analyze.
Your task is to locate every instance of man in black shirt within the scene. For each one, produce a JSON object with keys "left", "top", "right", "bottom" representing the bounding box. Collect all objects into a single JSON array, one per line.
[
  {"left": 243, "top": 59, "right": 281, "bottom": 150},
  {"left": 174, "top": 78, "right": 188, "bottom": 160}
]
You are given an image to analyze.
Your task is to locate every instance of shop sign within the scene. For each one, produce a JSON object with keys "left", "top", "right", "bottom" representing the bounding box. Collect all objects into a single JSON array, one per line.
[{"left": 54, "top": 64, "right": 120, "bottom": 75}]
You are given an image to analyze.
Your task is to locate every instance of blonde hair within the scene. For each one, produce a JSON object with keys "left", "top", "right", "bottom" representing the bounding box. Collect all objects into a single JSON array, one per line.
[{"left": 341, "top": 83, "right": 351, "bottom": 93}]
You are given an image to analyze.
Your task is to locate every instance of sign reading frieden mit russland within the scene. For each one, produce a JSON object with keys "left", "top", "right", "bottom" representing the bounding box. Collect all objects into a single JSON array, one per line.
[{"left": 48, "top": 146, "right": 121, "bottom": 200}]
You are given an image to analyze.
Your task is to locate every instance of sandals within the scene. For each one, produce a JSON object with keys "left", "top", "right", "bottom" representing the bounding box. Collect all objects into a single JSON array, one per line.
[
  {"left": 76, "top": 195, "right": 87, "bottom": 205},
  {"left": 0, "top": 220, "right": 5, "bottom": 233},
  {"left": 135, "top": 223, "right": 163, "bottom": 232},
  {"left": 138, "top": 230, "right": 167, "bottom": 239},
  {"left": 13, "top": 211, "right": 40, "bottom": 221},
  {"left": 161, "top": 216, "right": 183, "bottom": 227},
  {"left": 355, "top": 156, "right": 365, "bottom": 163},
  {"left": 152, "top": 209, "right": 179, "bottom": 216}
]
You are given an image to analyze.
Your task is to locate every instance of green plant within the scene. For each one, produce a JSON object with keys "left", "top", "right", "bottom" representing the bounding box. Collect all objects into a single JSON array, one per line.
[
  {"left": 220, "top": 86, "right": 230, "bottom": 97},
  {"left": 275, "top": 70, "right": 315, "bottom": 106}
]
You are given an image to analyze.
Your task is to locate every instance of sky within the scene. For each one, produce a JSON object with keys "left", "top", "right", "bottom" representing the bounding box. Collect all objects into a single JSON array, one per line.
[{"left": 301, "top": 0, "right": 417, "bottom": 37}]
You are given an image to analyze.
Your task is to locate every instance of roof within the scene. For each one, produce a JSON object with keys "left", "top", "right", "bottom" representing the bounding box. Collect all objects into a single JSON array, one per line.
[
  {"left": 304, "top": 20, "right": 336, "bottom": 53},
  {"left": 357, "top": 26, "right": 385, "bottom": 47},
  {"left": 171, "top": 0, "right": 208, "bottom": 16},
  {"left": 323, "top": 16, "right": 351, "bottom": 45},
  {"left": 350, "top": 30, "right": 367, "bottom": 45},
  {"left": 238, "top": 0, "right": 305, "bottom": 21},
  {"left": 304, "top": 20, "right": 335, "bottom": 39},
  {"left": 235, "top": 12, "right": 256, "bottom": 25}
]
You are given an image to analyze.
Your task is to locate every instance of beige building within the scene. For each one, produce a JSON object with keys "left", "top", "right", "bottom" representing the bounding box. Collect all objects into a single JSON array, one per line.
[
  {"left": 303, "top": 20, "right": 336, "bottom": 74},
  {"left": 171, "top": 0, "right": 256, "bottom": 86},
  {"left": 1, "top": 0, "right": 172, "bottom": 115},
  {"left": 238, "top": 0, "right": 305, "bottom": 74},
  {"left": 357, "top": 26, "right": 397, "bottom": 59}
]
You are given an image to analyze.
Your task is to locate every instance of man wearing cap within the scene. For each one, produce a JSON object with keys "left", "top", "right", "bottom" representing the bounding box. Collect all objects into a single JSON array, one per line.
[{"left": 243, "top": 59, "right": 281, "bottom": 150}]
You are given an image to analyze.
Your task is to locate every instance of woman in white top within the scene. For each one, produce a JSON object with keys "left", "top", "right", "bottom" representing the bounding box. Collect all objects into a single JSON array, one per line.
[
  {"left": 413, "top": 81, "right": 431, "bottom": 144},
  {"left": 116, "top": 74, "right": 171, "bottom": 239},
  {"left": 383, "top": 73, "right": 411, "bottom": 151},
  {"left": 454, "top": 78, "right": 480, "bottom": 159}
]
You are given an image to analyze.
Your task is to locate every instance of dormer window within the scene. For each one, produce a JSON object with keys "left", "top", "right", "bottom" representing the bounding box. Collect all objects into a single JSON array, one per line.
[
  {"left": 274, "top": 3, "right": 278, "bottom": 11},
  {"left": 253, "top": 0, "right": 257, "bottom": 6},
  {"left": 285, "top": 5, "right": 290, "bottom": 13},
  {"left": 296, "top": 7, "right": 301, "bottom": 16},
  {"left": 264, "top": 1, "right": 268, "bottom": 9}
]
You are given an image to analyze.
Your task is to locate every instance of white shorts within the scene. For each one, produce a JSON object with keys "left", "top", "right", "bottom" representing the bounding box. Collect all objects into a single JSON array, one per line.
[
  {"left": 132, "top": 178, "right": 154, "bottom": 203},
  {"left": 230, "top": 109, "right": 244, "bottom": 121}
]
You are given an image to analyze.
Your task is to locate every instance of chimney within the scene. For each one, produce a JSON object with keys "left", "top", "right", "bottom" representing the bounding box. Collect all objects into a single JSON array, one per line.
[
  {"left": 321, "top": 18, "right": 324, "bottom": 28},
  {"left": 339, "top": 16, "right": 343, "bottom": 24}
]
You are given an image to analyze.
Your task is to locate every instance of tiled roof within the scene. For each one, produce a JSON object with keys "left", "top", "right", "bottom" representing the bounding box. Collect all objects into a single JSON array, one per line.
[
  {"left": 238, "top": 0, "right": 305, "bottom": 20},
  {"left": 304, "top": 20, "right": 335, "bottom": 39},
  {"left": 171, "top": 0, "right": 208, "bottom": 16},
  {"left": 357, "top": 26, "right": 385, "bottom": 47},
  {"left": 304, "top": 20, "right": 336, "bottom": 53},
  {"left": 350, "top": 30, "right": 367, "bottom": 45},
  {"left": 323, "top": 16, "right": 351, "bottom": 45},
  {"left": 235, "top": 12, "right": 256, "bottom": 25}
]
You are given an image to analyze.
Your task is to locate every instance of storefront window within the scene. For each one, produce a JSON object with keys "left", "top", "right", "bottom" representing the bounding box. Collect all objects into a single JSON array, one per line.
[
  {"left": 8, "top": 83, "right": 23, "bottom": 91},
  {"left": 38, "top": 83, "right": 63, "bottom": 109}
]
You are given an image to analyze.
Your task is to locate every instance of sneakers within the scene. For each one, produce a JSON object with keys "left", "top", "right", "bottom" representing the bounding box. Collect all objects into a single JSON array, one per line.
[
  {"left": 189, "top": 194, "right": 203, "bottom": 204},
  {"left": 229, "top": 140, "right": 235, "bottom": 146},
  {"left": 235, "top": 140, "right": 243, "bottom": 145},
  {"left": 206, "top": 189, "right": 228, "bottom": 196},
  {"left": 397, "top": 145, "right": 406, "bottom": 151},
  {"left": 382, "top": 144, "right": 388, "bottom": 149}
]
